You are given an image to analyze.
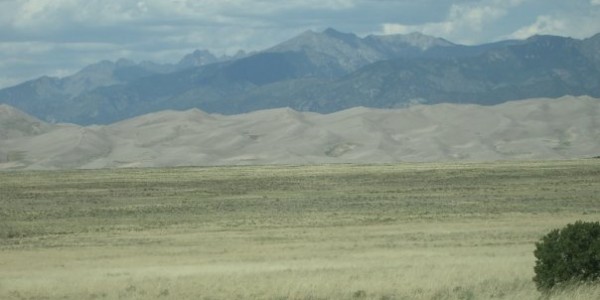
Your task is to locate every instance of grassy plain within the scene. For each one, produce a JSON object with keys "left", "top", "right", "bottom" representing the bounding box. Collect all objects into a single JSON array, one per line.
[{"left": 1, "top": 160, "right": 599, "bottom": 299}]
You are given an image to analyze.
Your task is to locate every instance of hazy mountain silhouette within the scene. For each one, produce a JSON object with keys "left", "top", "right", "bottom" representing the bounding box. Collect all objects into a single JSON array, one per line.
[{"left": 0, "top": 29, "right": 599, "bottom": 125}]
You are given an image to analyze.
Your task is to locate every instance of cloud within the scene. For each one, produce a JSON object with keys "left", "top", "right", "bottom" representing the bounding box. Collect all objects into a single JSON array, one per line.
[
  {"left": 382, "top": 0, "right": 527, "bottom": 44},
  {"left": 506, "top": 7, "right": 600, "bottom": 40},
  {"left": 1, "top": 0, "right": 600, "bottom": 89},
  {"left": 506, "top": 16, "right": 566, "bottom": 39},
  {"left": 1, "top": 0, "right": 361, "bottom": 55},
  {"left": 0, "top": 0, "right": 363, "bottom": 88},
  {"left": 6, "top": 0, "right": 356, "bottom": 29}
]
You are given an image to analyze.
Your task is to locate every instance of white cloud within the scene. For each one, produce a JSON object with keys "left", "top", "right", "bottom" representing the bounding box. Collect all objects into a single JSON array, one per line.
[
  {"left": 382, "top": 0, "right": 527, "bottom": 44},
  {"left": 2, "top": 0, "right": 358, "bottom": 55},
  {"left": 6, "top": 0, "right": 356, "bottom": 30},
  {"left": 506, "top": 12, "right": 600, "bottom": 40},
  {"left": 1, "top": 0, "right": 599, "bottom": 89},
  {"left": 507, "top": 15, "right": 566, "bottom": 39},
  {"left": 0, "top": 0, "right": 361, "bottom": 87}
]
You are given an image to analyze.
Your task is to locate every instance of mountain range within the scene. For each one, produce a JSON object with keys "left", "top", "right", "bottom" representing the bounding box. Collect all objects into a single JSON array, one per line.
[
  {"left": 1, "top": 28, "right": 599, "bottom": 125},
  {"left": 1, "top": 95, "right": 599, "bottom": 170}
]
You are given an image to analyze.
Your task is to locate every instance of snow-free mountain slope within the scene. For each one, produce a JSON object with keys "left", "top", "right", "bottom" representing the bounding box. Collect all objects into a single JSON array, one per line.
[{"left": 2, "top": 29, "right": 598, "bottom": 125}]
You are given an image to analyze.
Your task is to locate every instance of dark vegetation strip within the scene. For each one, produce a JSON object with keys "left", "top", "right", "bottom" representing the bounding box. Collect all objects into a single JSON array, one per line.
[{"left": 1, "top": 160, "right": 599, "bottom": 242}]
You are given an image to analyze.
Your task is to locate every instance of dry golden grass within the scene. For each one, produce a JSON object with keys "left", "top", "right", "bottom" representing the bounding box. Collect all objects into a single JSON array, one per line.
[{"left": 1, "top": 160, "right": 599, "bottom": 299}]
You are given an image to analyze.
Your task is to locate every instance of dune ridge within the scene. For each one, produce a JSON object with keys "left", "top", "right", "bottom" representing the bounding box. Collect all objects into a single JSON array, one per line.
[{"left": 1, "top": 96, "right": 599, "bottom": 170}]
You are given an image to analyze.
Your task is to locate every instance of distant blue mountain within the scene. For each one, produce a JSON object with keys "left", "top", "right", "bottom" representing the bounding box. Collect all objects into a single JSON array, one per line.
[{"left": 0, "top": 29, "right": 599, "bottom": 125}]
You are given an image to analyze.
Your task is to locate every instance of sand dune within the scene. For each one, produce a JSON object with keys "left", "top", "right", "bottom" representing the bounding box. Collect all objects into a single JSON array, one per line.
[{"left": 1, "top": 96, "right": 599, "bottom": 170}]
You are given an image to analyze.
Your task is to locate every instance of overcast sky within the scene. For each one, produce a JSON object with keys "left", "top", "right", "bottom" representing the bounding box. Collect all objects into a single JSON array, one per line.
[{"left": 1, "top": 0, "right": 600, "bottom": 89}]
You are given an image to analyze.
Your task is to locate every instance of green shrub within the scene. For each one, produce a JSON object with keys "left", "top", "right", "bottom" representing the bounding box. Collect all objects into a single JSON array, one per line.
[{"left": 533, "top": 221, "right": 600, "bottom": 291}]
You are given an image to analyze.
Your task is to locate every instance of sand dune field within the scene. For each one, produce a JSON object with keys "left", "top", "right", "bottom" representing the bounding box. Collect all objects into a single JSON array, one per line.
[{"left": 1, "top": 96, "right": 599, "bottom": 169}]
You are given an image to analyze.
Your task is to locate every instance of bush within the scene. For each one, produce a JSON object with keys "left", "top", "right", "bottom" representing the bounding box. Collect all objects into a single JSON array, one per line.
[{"left": 533, "top": 221, "right": 600, "bottom": 291}]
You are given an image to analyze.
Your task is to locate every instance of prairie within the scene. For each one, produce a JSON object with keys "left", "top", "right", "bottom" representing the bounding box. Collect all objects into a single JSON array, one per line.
[{"left": 1, "top": 160, "right": 599, "bottom": 299}]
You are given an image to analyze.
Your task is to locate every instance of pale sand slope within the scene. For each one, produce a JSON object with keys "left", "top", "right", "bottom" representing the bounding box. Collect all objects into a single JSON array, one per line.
[{"left": 0, "top": 95, "right": 599, "bottom": 170}]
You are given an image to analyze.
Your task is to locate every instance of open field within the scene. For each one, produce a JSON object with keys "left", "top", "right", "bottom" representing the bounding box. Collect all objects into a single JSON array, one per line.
[{"left": 1, "top": 160, "right": 599, "bottom": 299}]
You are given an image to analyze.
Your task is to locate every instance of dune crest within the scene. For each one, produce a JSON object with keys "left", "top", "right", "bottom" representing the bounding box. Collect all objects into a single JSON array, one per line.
[{"left": 1, "top": 96, "right": 599, "bottom": 170}]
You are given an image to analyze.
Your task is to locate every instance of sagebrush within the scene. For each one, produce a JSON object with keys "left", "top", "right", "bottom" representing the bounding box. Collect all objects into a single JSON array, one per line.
[{"left": 533, "top": 221, "right": 600, "bottom": 291}]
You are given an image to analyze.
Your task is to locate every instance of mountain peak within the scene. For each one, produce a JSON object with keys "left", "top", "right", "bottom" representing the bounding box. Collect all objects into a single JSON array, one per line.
[
  {"left": 264, "top": 28, "right": 384, "bottom": 73},
  {"left": 116, "top": 58, "right": 135, "bottom": 68},
  {"left": 525, "top": 34, "right": 574, "bottom": 43},
  {"left": 323, "top": 27, "right": 339, "bottom": 35},
  {"left": 403, "top": 32, "right": 454, "bottom": 49},
  {"left": 366, "top": 31, "right": 453, "bottom": 50},
  {"left": 177, "top": 49, "right": 219, "bottom": 68},
  {"left": 79, "top": 60, "right": 118, "bottom": 74},
  {"left": 271, "top": 28, "right": 361, "bottom": 49},
  {"left": 322, "top": 28, "right": 360, "bottom": 43}
]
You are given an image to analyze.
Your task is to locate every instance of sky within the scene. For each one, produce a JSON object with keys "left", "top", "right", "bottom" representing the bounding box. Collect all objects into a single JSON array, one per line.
[{"left": 1, "top": 0, "right": 600, "bottom": 89}]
